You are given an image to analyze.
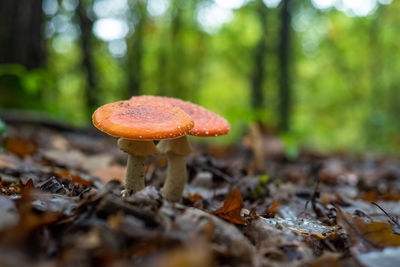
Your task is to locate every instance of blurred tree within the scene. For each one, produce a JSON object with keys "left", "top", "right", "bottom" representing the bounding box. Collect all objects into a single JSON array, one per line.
[
  {"left": 0, "top": 0, "right": 398, "bottom": 153},
  {"left": 169, "top": 0, "right": 185, "bottom": 99},
  {"left": 0, "top": 0, "right": 46, "bottom": 111},
  {"left": 76, "top": 0, "right": 99, "bottom": 114},
  {"left": 278, "top": 0, "right": 292, "bottom": 132},
  {"left": 0, "top": 0, "right": 45, "bottom": 69},
  {"left": 250, "top": 0, "right": 268, "bottom": 120},
  {"left": 127, "top": 0, "right": 148, "bottom": 97},
  {"left": 157, "top": 39, "right": 169, "bottom": 96}
]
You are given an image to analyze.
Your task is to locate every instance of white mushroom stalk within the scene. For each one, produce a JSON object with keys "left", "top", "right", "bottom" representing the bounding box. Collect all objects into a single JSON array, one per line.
[
  {"left": 157, "top": 136, "right": 192, "bottom": 202},
  {"left": 118, "top": 139, "right": 158, "bottom": 196}
]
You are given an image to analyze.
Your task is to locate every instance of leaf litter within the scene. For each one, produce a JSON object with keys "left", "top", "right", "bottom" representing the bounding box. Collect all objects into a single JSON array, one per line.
[{"left": 0, "top": 122, "right": 400, "bottom": 266}]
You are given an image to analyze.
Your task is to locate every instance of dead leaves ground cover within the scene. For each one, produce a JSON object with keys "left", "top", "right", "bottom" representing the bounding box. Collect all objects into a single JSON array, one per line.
[{"left": 0, "top": 121, "right": 400, "bottom": 266}]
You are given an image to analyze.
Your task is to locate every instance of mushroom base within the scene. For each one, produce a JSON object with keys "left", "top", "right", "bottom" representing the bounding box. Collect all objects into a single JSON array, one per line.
[{"left": 161, "top": 152, "right": 187, "bottom": 202}]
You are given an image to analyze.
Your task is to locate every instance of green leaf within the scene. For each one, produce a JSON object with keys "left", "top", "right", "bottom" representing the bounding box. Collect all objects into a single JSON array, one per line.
[{"left": 0, "top": 119, "right": 6, "bottom": 135}]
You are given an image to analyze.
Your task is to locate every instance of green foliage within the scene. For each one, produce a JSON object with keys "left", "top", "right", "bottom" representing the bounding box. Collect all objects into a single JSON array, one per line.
[
  {"left": 282, "top": 132, "right": 302, "bottom": 160},
  {"left": 0, "top": 119, "right": 7, "bottom": 152},
  {"left": 0, "top": 0, "right": 399, "bottom": 154},
  {"left": 251, "top": 174, "right": 270, "bottom": 198},
  {"left": 0, "top": 65, "right": 53, "bottom": 110}
]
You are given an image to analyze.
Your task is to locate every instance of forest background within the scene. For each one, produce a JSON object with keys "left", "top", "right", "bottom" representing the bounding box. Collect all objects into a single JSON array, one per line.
[{"left": 0, "top": 0, "right": 399, "bottom": 155}]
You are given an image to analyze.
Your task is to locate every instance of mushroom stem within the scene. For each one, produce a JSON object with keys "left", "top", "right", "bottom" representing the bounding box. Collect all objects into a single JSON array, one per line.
[
  {"left": 124, "top": 154, "right": 145, "bottom": 195},
  {"left": 118, "top": 138, "right": 158, "bottom": 197},
  {"left": 157, "top": 136, "right": 192, "bottom": 202},
  {"left": 161, "top": 152, "right": 187, "bottom": 202}
]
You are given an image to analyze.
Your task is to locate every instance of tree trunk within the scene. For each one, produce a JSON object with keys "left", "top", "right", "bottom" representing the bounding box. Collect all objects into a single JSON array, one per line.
[
  {"left": 169, "top": 0, "right": 185, "bottom": 99},
  {"left": 157, "top": 45, "right": 168, "bottom": 96},
  {"left": 0, "top": 0, "right": 45, "bottom": 69},
  {"left": 76, "top": 0, "right": 98, "bottom": 115},
  {"left": 278, "top": 0, "right": 292, "bottom": 132},
  {"left": 250, "top": 0, "right": 268, "bottom": 120},
  {"left": 127, "top": 1, "right": 147, "bottom": 97}
]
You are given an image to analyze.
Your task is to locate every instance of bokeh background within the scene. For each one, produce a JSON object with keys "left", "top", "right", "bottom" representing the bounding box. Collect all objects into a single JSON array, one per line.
[{"left": 0, "top": 0, "right": 399, "bottom": 154}]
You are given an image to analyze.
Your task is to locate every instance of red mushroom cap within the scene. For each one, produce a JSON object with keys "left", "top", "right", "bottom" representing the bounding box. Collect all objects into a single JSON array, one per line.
[
  {"left": 130, "top": 96, "right": 230, "bottom": 137},
  {"left": 92, "top": 100, "right": 194, "bottom": 140}
]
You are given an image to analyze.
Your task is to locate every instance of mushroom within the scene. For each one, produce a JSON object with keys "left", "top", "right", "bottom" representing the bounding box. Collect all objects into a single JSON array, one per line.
[
  {"left": 130, "top": 96, "right": 230, "bottom": 202},
  {"left": 92, "top": 100, "right": 194, "bottom": 196}
]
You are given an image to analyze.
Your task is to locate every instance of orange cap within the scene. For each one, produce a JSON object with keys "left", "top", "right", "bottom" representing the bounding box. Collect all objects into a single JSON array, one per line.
[
  {"left": 92, "top": 100, "right": 194, "bottom": 140},
  {"left": 131, "top": 96, "right": 230, "bottom": 137}
]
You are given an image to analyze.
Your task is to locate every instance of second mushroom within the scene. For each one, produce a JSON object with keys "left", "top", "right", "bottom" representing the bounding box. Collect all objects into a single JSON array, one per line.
[{"left": 131, "top": 96, "right": 230, "bottom": 202}]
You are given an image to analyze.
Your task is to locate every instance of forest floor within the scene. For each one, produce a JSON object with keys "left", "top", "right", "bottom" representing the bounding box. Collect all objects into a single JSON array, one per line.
[{"left": 0, "top": 119, "right": 400, "bottom": 267}]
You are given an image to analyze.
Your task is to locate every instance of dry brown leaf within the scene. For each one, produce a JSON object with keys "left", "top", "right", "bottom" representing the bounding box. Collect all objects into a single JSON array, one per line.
[
  {"left": 357, "top": 221, "right": 400, "bottom": 247},
  {"left": 336, "top": 206, "right": 400, "bottom": 251},
  {"left": 362, "top": 190, "right": 400, "bottom": 202},
  {"left": 256, "top": 200, "right": 281, "bottom": 219},
  {"left": 42, "top": 149, "right": 86, "bottom": 169},
  {"left": 154, "top": 243, "right": 215, "bottom": 267},
  {"left": 22, "top": 179, "right": 35, "bottom": 191},
  {"left": 186, "top": 193, "right": 203, "bottom": 203},
  {"left": 381, "top": 191, "right": 400, "bottom": 201},
  {"left": 2, "top": 192, "right": 62, "bottom": 243},
  {"left": 210, "top": 189, "right": 245, "bottom": 225},
  {"left": 309, "top": 252, "right": 342, "bottom": 267},
  {"left": 0, "top": 153, "right": 19, "bottom": 168},
  {"left": 93, "top": 164, "right": 125, "bottom": 184},
  {"left": 267, "top": 200, "right": 280, "bottom": 214},
  {"left": 7, "top": 137, "right": 37, "bottom": 158},
  {"left": 57, "top": 170, "right": 93, "bottom": 187}
]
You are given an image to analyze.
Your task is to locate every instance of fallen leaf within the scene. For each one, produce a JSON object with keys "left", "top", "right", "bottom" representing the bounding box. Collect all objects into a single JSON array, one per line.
[
  {"left": 0, "top": 153, "right": 19, "bottom": 168},
  {"left": 260, "top": 200, "right": 281, "bottom": 218},
  {"left": 371, "top": 202, "right": 400, "bottom": 234},
  {"left": 309, "top": 252, "right": 341, "bottom": 267},
  {"left": 381, "top": 191, "right": 400, "bottom": 201},
  {"left": 93, "top": 164, "right": 125, "bottom": 184},
  {"left": 7, "top": 137, "right": 37, "bottom": 158},
  {"left": 336, "top": 206, "right": 400, "bottom": 251},
  {"left": 210, "top": 189, "right": 245, "bottom": 225},
  {"left": 318, "top": 160, "right": 346, "bottom": 184},
  {"left": 83, "top": 153, "right": 113, "bottom": 173},
  {"left": 57, "top": 170, "right": 93, "bottom": 187},
  {"left": 186, "top": 193, "right": 203, "bottom": 203},
  {"left": 2, "top": 192, "right": 62, "bottom": 243},
  {"left": 363, "top": 190, "right": 400, "bottom": 202},
  {"left": 357, "top": 221, "right": 400, "bottom": 246},
  {"left": 153, "top": 241, "right": 214, "bottom": 267},
  {"left": 22, "top": 179, "right": 35, "bottom": 191},
  {"left": 42, "top": 149, "right": 86, "bottom": 169}
]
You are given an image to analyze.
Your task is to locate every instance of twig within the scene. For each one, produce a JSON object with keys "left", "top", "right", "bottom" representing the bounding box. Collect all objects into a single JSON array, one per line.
[
  {"left": 203, "top": 166, "right": 233, "bottom": 183},
  {"left": 371, "top": 202, "right": 399, "bottom": 226},
  {"left": 305, "top": 179, "right": 320, "bottom": 210}
]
